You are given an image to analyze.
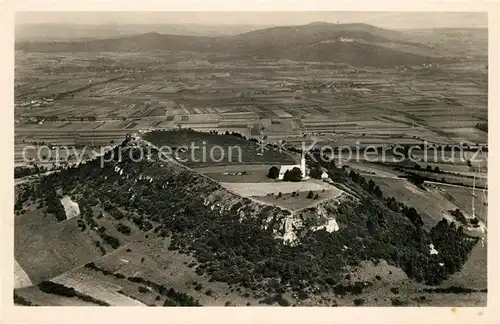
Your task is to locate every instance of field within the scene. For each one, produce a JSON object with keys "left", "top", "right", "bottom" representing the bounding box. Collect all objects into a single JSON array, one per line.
[
  {"left": 441, "top": 239, "right": 487, "bottom": 290},
  {"left": 14, "top": 209, "right": 103, "bottom": 283},
  {"left": 195, "top": 164, "right": 278, "bottom": 183},
  {"left": 142, "top": 129, "right": 297, "bottom": 168},
  {"left": 362, "top": 176, "right": 457, "bottom": 228},
  {"left": 220, "top": 179, "right": 332, "bottom": 197},
  {"left": 15, "top": 50, "right": 487, "bottom": 168},
  {"left": 51, "top": 272, "right": 147, "bottom": 306}
]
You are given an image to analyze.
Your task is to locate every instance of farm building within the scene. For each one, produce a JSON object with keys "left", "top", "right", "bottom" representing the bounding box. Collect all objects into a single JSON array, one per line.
[{"left": 278, "top": 156, "right": 307, "bottom": 180}]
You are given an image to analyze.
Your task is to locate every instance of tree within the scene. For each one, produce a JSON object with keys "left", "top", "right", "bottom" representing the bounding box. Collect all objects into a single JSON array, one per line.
[
  {"left": 450, "top": 208, "right": 467, "bottom": 225},
  {"left": 309, "top": 167, "right": 323, "bottom": 179},
  {"left": 368, "top": 179, "right": 376, "bottom": 192},
  {"left": 408, "top": 173, "right": 425, "bottom": 187},
  {"left": 327, "top": 159, "right": 337, "bottom": 171},
  {"left": 283, "top": 167, "right": 302, "bottom": 182},
  {"left": 391, "top": 297, "right": 408, "bottom": 306},
  {"left": 307, "top": 191, "right": 314, "bottom": 199},
  {"left": 267, "top": 166, "right": 279, "bottom": 179},
  {"left": 353, "top": 298, "right": 364, "bottom": 306}
]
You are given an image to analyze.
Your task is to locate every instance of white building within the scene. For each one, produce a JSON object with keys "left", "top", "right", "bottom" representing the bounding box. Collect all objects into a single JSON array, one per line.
[{"left": 278, "top": 156, "right": 307, "bottom": 180}]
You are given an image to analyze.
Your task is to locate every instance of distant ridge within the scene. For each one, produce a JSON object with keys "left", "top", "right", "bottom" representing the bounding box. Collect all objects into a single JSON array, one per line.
[
  {"left": 15, "top": 23, "right": 271, "bottom": 41},
  {"left": 16, "top": 23, "right": 465, "bottom": 67}
]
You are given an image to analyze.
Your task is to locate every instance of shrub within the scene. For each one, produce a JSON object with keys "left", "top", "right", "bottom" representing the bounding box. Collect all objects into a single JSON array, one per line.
[
  {"left": 116, "top": 223, "right": 132, "bottom": 235},
  {"left": 163, "top": 299, "right": 177, "bottom": 306},
  {"left": 102, "top": 234, "right": 120, "bottom": 249},
  {"left": 38, "top": 281, "right": 76, "bottom": 297},
  {"left": 309, "top": 167, "right": 323, "bottom": 179},
  {"left": 277, "top": 296, "right": 290, "bottom": 306},
  {"left": 391, "top": 297, "right": 408, "bottom": 306},
  {"left": 283, "top": 167, "right": 302, "bottom": 182},
  {"left": 353, "top": 298, "right": 364, "bottom": 306},
  {"left": 267, "top": 166, "right": 279, "bottom": 179}
]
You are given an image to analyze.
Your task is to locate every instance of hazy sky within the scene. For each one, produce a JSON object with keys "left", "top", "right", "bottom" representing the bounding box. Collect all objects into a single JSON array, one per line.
[{"left": 16, "top": 11, "right": 487, "bottom": 29}]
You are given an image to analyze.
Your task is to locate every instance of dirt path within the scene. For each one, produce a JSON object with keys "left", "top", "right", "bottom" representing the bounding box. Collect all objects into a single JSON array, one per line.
[{"left": 15, "top": 170, "right": 60, "bottom": 186}]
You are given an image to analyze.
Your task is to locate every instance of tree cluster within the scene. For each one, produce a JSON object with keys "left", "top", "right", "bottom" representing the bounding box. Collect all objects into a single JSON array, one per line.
[{"left": 283, "top": 167, "right": 302, "bottom": 182}]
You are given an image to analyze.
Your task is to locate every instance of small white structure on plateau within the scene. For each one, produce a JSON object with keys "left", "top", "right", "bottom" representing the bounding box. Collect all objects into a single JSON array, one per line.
[{"left": 278, "top": 156, "right": 307, "bottom": 180}]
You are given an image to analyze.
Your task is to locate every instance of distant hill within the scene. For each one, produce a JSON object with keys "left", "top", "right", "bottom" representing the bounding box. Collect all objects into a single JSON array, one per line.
[
  {"left": 401, "top": 27, "right": 487, "bottom": 58},
  {"left": 16, "top": 22, "right": 474, "bottom": 67},
  {"left": 15, "top": 23, "right": 271, "bottom": 41}
]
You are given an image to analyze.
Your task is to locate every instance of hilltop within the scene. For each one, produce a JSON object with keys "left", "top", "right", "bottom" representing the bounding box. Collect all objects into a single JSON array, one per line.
[
  {"left": 15, "top": 23, "right": 271, "bottom": 41},
  {"left": 14, "top": 131, "right": 480, "bottom": 306}
]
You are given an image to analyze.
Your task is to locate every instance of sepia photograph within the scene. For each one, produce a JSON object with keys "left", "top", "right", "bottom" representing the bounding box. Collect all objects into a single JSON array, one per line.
[{"left": 8, "top": 6, "right": 492, "bottom": 312}]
